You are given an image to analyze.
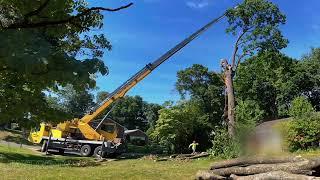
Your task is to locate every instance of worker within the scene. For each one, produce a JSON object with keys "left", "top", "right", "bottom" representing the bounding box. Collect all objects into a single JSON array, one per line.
[{"left": 189, "top": 140, "right": 199, "bottom": 154}]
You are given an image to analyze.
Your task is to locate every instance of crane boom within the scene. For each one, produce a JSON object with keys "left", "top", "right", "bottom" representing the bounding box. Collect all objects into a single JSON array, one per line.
[{"left": 78, "top": 13, "right": 226, "bottom": 139}]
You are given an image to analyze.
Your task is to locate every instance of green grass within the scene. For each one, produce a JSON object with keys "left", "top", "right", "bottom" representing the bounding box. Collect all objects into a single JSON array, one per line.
[{"left": 0, "top": 145, "right": 212, "bottom": 180}]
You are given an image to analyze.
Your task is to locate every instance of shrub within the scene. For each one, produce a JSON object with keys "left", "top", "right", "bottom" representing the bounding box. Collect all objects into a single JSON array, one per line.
[
  {"left": 289, "top": 96, "right": 314, "bottom": 118},
  {"left": 208, "top": 128, "right": 240, "bottom": 159},
  {"left": 126, "top": 143, "right": 166, "bottom": 154},
  {"left": 235, "top": 100, "right": 264, "bottom": 139},
  {"left": 287, "top": 113, "right": 320, "bottom": 151}
]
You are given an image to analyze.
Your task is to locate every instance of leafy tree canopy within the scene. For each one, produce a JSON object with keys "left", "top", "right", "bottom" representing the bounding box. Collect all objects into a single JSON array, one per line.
[
  {"left": 235, "top": 51, "right": 297, "bottom": 118},
  {"left": 289, "top": 96, "right": 315, "bottom": 118},
  {"left": 150, "top": 101, "right": 212, "bottom": 153},
  {"left": 96, "top": 92, "right": 161, "bottom": 131},
  {"left": 176, "top": 64, "right": 224, "bottom": 124},
  {"left": 294, "top": 48, "right": 320, "bottom": 111},
  {"left": 226, "top": 0, "right": 288, "bottom": 67},
  {"left": 0, "top": 0, "right": 132, "bottom": 124}
]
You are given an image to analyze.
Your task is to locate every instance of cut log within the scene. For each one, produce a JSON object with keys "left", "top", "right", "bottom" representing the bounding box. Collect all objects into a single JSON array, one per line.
[
  {"left": 210, "top": 156, "right": 305, "bottom": 170},
  {"left": 230, "top": 171, "right": 320, "bottom": 180},
  {"left": 187, "top": 153, "right": 209, "bottom": 160},
  {"left": 209, "top": 159, "right": 320, "bottom": 177},
  {"left": 195, "top": 170, "right": 226, "bottom": 180}
]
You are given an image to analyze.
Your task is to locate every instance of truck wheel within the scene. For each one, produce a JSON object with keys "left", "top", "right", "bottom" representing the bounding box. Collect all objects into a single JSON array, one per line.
[
  {"left": 80, "top": 145, "right": 92, "bottom": 157},
  {"left": 41, "top": 140, "right": 48, "bottom": 152},
  {"left": 93, "top": 146, "right": 103, "bottom": 158}
]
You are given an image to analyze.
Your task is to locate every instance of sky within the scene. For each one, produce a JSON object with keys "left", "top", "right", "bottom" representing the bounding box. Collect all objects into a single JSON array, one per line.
[{"left": 89, "top": 0, "right": 320, "bottom": 104}]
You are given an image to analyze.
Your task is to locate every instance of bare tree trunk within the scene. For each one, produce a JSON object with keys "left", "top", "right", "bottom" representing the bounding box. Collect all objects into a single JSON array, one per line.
[{"left": 225, "top": 67, "right": 235, "bottom": 137}]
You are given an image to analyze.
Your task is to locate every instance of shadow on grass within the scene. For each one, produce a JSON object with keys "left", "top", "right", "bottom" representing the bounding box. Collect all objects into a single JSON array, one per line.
[
  {"left": 4, "top": 136, "right": 34, "bottom": 146},
  {"left": 0, "top": 151, "right": 99, "bottom": 167}
]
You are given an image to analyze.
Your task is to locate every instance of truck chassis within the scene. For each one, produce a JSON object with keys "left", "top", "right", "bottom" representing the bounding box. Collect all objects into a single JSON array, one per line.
[{"left": 40, "top": 136, "right": 126, "bottom": 157}]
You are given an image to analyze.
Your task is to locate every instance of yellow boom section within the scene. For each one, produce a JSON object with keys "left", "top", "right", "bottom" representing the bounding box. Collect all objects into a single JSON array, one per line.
[{"left": 81, "top": 70, "right": 151, "bottom": 124}]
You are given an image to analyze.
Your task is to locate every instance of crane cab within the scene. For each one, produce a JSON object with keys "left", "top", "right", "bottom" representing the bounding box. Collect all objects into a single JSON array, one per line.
[{"left": 28, "top": 123, "right": 52, "bottom": 144}]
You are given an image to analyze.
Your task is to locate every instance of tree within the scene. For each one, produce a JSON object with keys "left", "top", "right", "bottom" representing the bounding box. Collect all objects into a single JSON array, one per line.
[
  {"left": 289, "top": 96, "right": 314, "bottom": 118},
  {"left": 176, "top": 64, "right": 224, "bottom": 126},
  {"left": 150, "top": 101, "right": 212, "bottom": 153},
  {"left": 235, "top": 51, "right": 297, "bottom": 119},
  {"left": 96, "top": 91, "right": 109, "bottom": 104},
  {"left": 96, "top": 92, "right": 161, "bottom": 131},
  {"left": 150, "top": 64, "right": 225, "bottom": 153},
  {"left": 222, "top": 0, "right": 288, "bottom": 136},
  {"left": 58, "top": 85, "right": 95, "bottom": 118},
  {"left": 294, "top": 48, "right": 320, "bottom": 111},
  {"left": 0, "top": 0, "right": 132, "bottom": 125}
]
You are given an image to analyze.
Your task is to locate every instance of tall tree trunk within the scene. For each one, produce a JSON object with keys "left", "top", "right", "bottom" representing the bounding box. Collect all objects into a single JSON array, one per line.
[{"left": 225, "top": 67, "right": 235, "bottom": 137}]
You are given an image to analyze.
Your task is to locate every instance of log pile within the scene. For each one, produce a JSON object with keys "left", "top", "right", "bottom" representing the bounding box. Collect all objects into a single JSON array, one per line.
[{"left": 196, "top": 156, "right": 320, "bottom": 180}]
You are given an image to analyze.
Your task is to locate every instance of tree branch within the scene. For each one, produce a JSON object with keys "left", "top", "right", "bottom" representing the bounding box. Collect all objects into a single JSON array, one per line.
[
  {"left": 6, "top": 3, "right": 133, "bottom": 29},
  {"left": 231, "top": 30, "right": 247, "bottom": 68},
  {"left": 235, "top": 51, "right": 251, "bottom": 68},
  {"left": 24, "top": 0, "right": 51, "bottom": 18}
]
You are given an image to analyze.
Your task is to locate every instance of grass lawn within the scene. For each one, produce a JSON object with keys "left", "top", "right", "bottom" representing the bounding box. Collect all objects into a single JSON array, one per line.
[{"left": 0, "top": 145, "right": 212, "bottom": 180}]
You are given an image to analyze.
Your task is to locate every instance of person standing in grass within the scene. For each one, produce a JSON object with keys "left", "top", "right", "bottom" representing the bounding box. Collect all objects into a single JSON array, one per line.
[{"left": 189, "top": 140, "right": 199, "bottom": 154}]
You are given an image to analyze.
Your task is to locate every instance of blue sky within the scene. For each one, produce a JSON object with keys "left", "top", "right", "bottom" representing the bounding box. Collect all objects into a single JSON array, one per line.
[{"left": 90, "top": 0, "right": 320, "bottom": 104}]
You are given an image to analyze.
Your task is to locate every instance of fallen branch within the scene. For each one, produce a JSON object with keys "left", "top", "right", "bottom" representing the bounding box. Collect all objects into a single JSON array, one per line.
[{"left": 210, "top": 156, "right": 306, "bottom": 170}]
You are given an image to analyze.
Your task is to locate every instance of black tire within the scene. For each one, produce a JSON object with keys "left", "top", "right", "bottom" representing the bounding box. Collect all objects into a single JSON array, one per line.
[
  {"left": 80, "top": 145, "right": 92, "bottom": 157},
  {"left": 93, "top": 146, "right": 103, "bottom": 158},
  {"left": 41, "top": 140, "right": 48, "bottom": 152}
]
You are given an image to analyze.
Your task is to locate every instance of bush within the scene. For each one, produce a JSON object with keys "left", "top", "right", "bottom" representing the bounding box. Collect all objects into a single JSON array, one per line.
[
  {"left": 289, "top": 96, "right": 314, "bottom": 118},
  {"left": 287, "top": 113, "right": 320, "bottom": 151},
  {"left": 235, "top": 100, "right": 264, "bottom": 138},
  {"left": 208, "top": 128, "right": 240, "bottom": 159}
]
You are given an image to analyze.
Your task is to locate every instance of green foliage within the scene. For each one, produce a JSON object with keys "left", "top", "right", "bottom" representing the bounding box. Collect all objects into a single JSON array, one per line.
[
  {"left": 287, "top": 113, "right": 320, "bottom": 151},
  {"left": 0, "top": 0, "right": 126, "bottom": 125},
  {"left": 176, "top": 64, "right": 224, "bottom": 125},
  {"left": 58, "top": 85, "right": 94, "bottom": 118},
  {"left": 150, "top": 101, "right": 212, "bottom": 153},
  {"left": 226, "top": 0, "right": 288, "bottom": 54},
  {"left": 289, "top": 96, "right": 314, "bottom": 118},
  {"left": 126, "top": 144, "right": 165, "bottom": 154},
  {"left": 208, "top": 128, "right": 240, "bottom": 159},
  {"left": 96, "top": 91, "right": 109, "bottom": 104},
  {"left": 150, "top": 64, "right": 225, "bottom": 153},
  {"left": 236, "top": 100, "right": 264, "bottom": 134},
  {"left": 96, "top": 92, "right": 162, "bottom": 131},
  {"left": 294, "top": 48, "right": 320, "bottom": 111},
  {"left": 235, "top": 51, "right": 297, "bottom": 118}
]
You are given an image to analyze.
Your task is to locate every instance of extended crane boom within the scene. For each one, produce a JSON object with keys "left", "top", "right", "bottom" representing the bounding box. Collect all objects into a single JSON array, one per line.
[
  {"left": 28, "top": 10, "right": 232, "bottom": 157},
  {"left": 80, "top": 13, "right": 226, "bottom": 129}
]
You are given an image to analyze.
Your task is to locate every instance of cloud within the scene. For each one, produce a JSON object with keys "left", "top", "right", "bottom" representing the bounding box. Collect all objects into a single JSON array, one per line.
[{"left": 186, "top": 0, "right": 210, "bottom": 9}]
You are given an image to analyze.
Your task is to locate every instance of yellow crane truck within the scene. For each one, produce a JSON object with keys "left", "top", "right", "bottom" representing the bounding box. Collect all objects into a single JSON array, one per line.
[{"left": 28, "top": 14, "right": 225, "bottom": 157}]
